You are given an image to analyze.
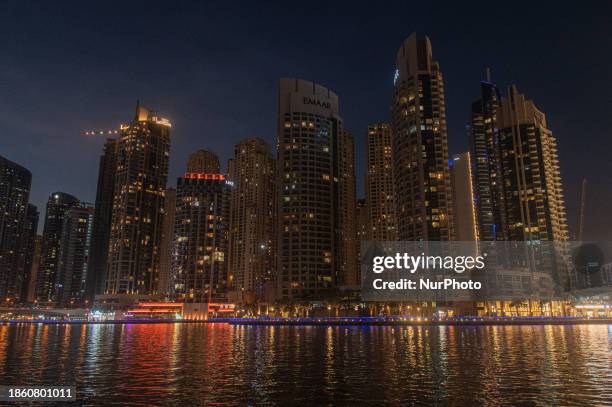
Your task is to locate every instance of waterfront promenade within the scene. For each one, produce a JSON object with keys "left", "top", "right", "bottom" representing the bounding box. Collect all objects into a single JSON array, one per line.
[{"left": 2, "top": 316, "right": 611, "bottom": 326}]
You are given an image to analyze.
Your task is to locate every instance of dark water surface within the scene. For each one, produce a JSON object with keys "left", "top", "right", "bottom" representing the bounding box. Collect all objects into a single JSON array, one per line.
[{"left": 0, "top": 323, "right": 611, "bottom": 406}]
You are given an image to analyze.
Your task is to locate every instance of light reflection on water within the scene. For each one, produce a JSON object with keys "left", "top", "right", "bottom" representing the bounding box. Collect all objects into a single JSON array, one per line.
[{"left": 0, "top": 323, "right": 611, "bottom": 406}]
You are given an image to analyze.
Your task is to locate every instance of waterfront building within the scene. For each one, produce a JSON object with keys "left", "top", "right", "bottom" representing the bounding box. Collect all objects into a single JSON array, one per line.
[
  {"left": 0, "top": 155, "right": 32, "bottom": 303},
  {"left": 36, "top": 192, "right": 79, "bottom": 302},
  {"left": 365, "top": 123, "right": 396, "bottom": 241},
  {"left": 55, "top": 203, "right": 94, "bottom": 305},
  {"left": 228, "top": 138, "right": 276, "bottom": 303},
  {"left": 173, "top": 154, "right": 231, "bottom": 303},
  {"left": 276, "top": 78, "right": 356, "bottom": 300},
  {"left": 105, "top": 103, "right": 171, "bottom": 295},
  {"left": 391, "top": 33, "right": 454, "bottom": 241},
  {"left": 497, "top": 85, "right": 570, "bottom": 287},
  {"left": 86, "top": 138, "right": 117, "bottom": 301}
]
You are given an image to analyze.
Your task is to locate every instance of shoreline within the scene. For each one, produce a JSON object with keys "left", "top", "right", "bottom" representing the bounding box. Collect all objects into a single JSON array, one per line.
[{"left": 2, "top": 317, "right": 611, "bottom": 326}]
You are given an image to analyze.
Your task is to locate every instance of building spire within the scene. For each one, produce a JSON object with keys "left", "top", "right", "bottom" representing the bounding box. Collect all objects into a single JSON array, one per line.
[{"left": 485, "top": 67, "right": 491, "bottom": 82}]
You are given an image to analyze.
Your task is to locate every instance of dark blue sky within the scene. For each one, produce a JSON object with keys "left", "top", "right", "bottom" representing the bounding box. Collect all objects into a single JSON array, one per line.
[{"left": 1, "top": 2, "right": 610, "bottom": 239}]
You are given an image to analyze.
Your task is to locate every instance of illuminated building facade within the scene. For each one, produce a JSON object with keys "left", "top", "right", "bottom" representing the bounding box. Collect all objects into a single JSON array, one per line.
[
  {"left": 467, "top": 77, "right": 504, "bottom": 241},
  {"left": 497, "top": 85, "right": 568, "bottom": 244},
  {"left": 391, "top": 33, "right": 454, "bottom": 241},
  {"left": 86, "top": 138, "right": 117, "bottom": 301},
  {"left": 37, "top": 192, "right": 79, "bottom": 302},
  {"left": 0, "top": 155, "right": 32, "bottom": 303},
  {"left": 365, "top": 123, "right": 396, "bottom": 241},
  {"left": 105, "top": 104, "right": 171, "bottom": 295},
  {"left": 228, "top": 138, "right": 276, "bottom": 302},
  {"left": 55, "top": 203, "right": 94, "bottom": 305},
  {"left": 496, "top": 86, "right": 570, "bottom": 289},
  {"left": 173, "top": 170, "right": 231, "bottom": 302},
  {"left": 276, "top": 78, "right": 356, "bottom": 300}
]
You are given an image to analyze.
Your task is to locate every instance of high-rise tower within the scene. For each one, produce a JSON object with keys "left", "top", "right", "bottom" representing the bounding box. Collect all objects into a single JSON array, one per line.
[
  {"left": 37, "top": 192, "right": 79, "bottom": 302},
  {"left": 0, "top": 155, "right": 32, "bottom": 303},
  {"left": 391, "top": 33, "right": 454, "bottom": 241},
  {"left": 497, "top": 85, "right": 568, "bottom": 243},
  {"left": 86, "top": 138, "right": 117, "bottom": 301},
  {"left": 55, "top": 203, "right": 94, "bottom": 305},
  {"left": 467, "top": 76, "right": 505, "bottom": 241},
  {"left": 173, "top": 153, "right": 231, "bottom": 303},
  {"left": 105, "top": 103, "right": 171, "bottom": 295},
  {"left": 228, "top": 138, "right": 276, "bottom": 302},
  {"left": 365, "top": 123, "right": 396, "bottom": 241},
  {"left": 276, "top": 78, "right": 354, "bottom": 300}
]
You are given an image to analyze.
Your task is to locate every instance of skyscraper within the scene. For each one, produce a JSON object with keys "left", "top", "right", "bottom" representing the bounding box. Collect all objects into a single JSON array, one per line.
[
  {"left": 105, "top": 104, "right": 171, "bottom": 295},
  {"left": 391, "top": 33, "right": 454, "bottom": 241},
  {"left": 496, "top": 85, "right": 568, "bottom": 243},
  {"left": 365, "top": 123, "right": 396, "bottom": 241},
  {"left": 467, "top": 75, "right": 504, "bottom": 241},
  {"left": 481, "top": 85, "right": 570, "bottom": 293},
  {"left": 173, "top": 156, "right": 231, "bottom": 303},
  {"left": 276, "top": 78, "right": 353, "bottom": 300},
  {"left": 55, "top": 204, "right": 94, "bottom": 305},
  {"left": 187, "top": 149, "right": 220, "bottom": 173},
  {"left": 228, "top": 138, "right": 275, "bottom": 303},
  {"left": 37, "top": 192, "right": 79, "bottom": 302},
  {"left": 86, "top": 138, "right": 117, "bottom": 301},
  {"left": 0, "top": 155, "right": 32, "bottom": 303}
]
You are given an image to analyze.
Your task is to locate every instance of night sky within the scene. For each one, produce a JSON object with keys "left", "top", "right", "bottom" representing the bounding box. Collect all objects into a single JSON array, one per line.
[{"left": 1, "top": 2, "right": 610, "bottom": 239}]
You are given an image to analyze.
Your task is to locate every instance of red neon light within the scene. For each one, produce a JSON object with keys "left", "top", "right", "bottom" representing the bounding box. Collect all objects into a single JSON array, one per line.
[
  {"left": 184, "top": 173, "right": 226, "bottom": 181},
  {"left": 127, "top": 309, "right": 179, "bottom": 313},
  {"left": 137, "top": 302, "right": 183, "bottom": 307}
]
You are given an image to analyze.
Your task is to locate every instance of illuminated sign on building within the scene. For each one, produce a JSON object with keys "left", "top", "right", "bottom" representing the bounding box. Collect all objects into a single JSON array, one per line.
[{"left": 303, "top": 97, "right": 331, "bottom": 109}]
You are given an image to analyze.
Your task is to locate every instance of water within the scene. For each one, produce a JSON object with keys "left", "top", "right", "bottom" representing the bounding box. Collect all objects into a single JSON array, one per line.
[{"left": 0, "top": 323, "right": 611, "bottom": 406}]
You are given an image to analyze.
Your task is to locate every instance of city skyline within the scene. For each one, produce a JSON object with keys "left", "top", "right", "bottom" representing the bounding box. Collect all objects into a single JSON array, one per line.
[{"left": 1, "top": 3, "right": 609, "bottom": 240}]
